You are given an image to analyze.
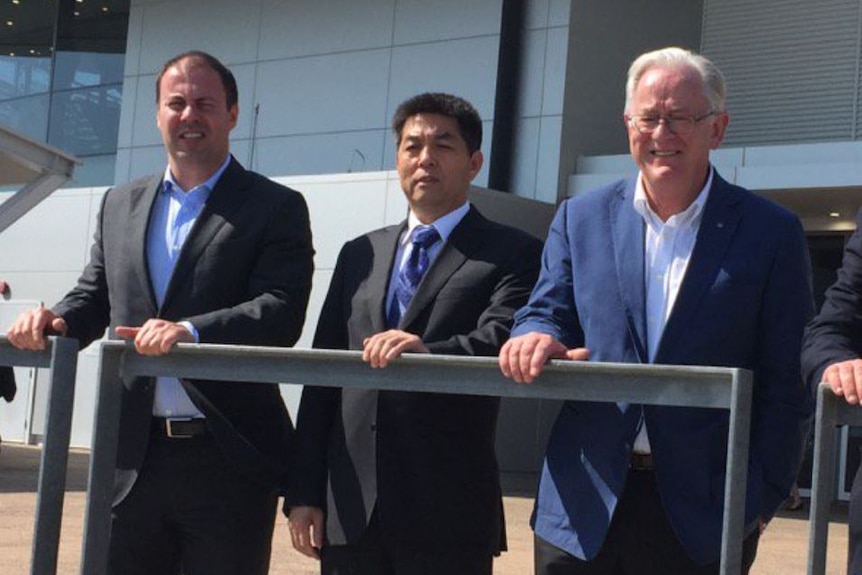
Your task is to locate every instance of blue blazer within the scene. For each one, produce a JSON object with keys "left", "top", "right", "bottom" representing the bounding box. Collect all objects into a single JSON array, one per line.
[{"left": 512, "top": 171, "right": 814, "bottom": 564}]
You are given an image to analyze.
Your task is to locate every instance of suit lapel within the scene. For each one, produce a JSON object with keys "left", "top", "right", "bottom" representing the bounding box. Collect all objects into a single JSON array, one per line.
[
  {"left": 162, "top": 158, "right": 252, "bottom": 309},
  {"left": 370, "top": 224, "right": 404, "bottom": 332},
  {"left": 657, "top": 174, "right": 742, "bottom": 358},
  {"left": 610, "top": 180, "right": 648, "bottom": 363},
  {"left": 129, "top": 176, "right": 162, "bottom": 311}
]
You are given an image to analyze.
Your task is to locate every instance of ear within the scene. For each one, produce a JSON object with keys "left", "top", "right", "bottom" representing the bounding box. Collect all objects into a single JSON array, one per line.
[
  {"left": 468, "top": 150, "right": 484, "bottom": 179},
  {"left": 709, "top": 112, "right": 729, "bottom": 150},
  {"left": 227, "top": 103, "right": 239, "bottom": 130}
]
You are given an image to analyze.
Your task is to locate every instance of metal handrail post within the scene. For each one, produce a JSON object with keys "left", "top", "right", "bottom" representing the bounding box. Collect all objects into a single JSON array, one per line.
[
  {"left": 807, "top": 384, "right": 862, "bottom": 574},
  {"left": 79, "top": 344, "right": 124, "bottom": 575},
  {"left": 719, "top": 368, "right": 753, "bottom": 575},
  {"left": 0, "top": 337, "right": 79, "bottom": 575},
  {"left": 808, "top": 384, "right": 838, "bottom": 575},
  {"left": 30, "top": 336, "right": 79, "bottom": 575}
]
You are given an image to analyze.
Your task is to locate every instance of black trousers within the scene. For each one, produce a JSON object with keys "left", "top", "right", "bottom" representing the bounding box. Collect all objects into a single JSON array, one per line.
[
  {"left": 535, "top": 469, "right": 760, "bottom": 575},
  {"left": 109, "top": 432, "right": 279, "bottom": 575},
  {"left": 320, "top": 510, "right": 493, "bottom": 575}
]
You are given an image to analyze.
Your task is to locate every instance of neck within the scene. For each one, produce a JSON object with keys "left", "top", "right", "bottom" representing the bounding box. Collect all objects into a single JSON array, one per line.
[
  {"left": 643, "top": 168, "right": 709, "bottom": 221},
  {"left": 169, "top": 156, "right": 228, "bottom": 192}
]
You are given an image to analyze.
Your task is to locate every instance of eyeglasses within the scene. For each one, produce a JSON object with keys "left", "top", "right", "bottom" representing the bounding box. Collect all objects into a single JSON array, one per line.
[{"left": 627, "top": 111, "right": 717, "bottom": 135}]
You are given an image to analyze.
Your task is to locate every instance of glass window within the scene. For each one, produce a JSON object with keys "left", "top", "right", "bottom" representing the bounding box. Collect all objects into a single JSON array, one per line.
[{"left": 48, "top": 84, "right": 122, "bottom": 156}]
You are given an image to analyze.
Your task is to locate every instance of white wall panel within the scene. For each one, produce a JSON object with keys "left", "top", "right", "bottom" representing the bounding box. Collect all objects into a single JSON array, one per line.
[
  {"left": 135, "top": 0, "right": 263, "bottom": 73},
  {"left": 117, "top": 75, "right": 138, "bottom": 149},
  {"left": 253, "top": 130, "right": 387, "bottom": 179},
  {"left": 130, "top": 74, "right": 159, "bottom": 147},
  {"left": 536, "top": 115, "right": 562, "bottom": 203},
  {"left": 511, "top": 117, "right": 540, "bottom": 199},
  {"left": 259, "top": 0, "right": 395, "bottom": 59},
  {"left": 255, "top": 50, "right": 390, "bottom": 137},
  {"left": 387, "top": 37, "right": 500, "bottom": 123},
  {"left": 123, "top": 6, "right": 145, "bottom": 78},
  {"left": 542, "top": 26, "right": 568, "bottom": 116},
  {"left": 392, "top": 0, "right": 501, "bottom": 45},
  {"left": 518, "top": 30, "right": 548, "bottom": 118}
]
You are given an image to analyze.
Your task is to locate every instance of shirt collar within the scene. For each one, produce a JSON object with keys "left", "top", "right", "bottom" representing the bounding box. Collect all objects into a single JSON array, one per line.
[
  {"left": 633, "top": 165, "right": 713, "bottom": 227},
  {"left": 162, "top": 154, "right": 232, "bottom": 196},
  {"left": 403, "top": 201, "right": 471, "bottom": 246}
]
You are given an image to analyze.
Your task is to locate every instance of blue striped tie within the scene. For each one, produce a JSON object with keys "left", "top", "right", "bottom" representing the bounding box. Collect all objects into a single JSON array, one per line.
[{"left": 387, "top": 225, "right": 441, "bottom": 327}]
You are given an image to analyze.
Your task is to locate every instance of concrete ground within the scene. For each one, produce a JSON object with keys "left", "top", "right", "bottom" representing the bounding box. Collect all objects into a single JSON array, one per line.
[{"left": 0, "top": 443, "right": 849, "bottom": 574}]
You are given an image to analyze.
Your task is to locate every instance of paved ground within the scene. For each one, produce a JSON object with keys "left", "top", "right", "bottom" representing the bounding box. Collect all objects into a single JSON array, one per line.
[{"left": 0, "top": 443, "right": 849, "bottom": 574}]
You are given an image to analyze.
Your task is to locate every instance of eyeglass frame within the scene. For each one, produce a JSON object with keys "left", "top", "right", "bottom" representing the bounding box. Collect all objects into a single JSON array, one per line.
[{"left": 626, "top": 111, "right": 718, "bottom": 136}]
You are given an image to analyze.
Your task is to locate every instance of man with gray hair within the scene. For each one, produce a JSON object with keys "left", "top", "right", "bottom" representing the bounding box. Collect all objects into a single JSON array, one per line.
[{"left": 499, "top": 46, "right": 813, "bottom": 574}]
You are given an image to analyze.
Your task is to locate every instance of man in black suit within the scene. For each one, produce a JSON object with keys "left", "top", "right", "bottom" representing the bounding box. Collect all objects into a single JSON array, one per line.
[
  {"left": 7, "top": 51, "right": 314, "bottom": 575},
  {"left": 286, "top": 92, "right": 542, "bottom": 575},
  {"left": 802, "top": 207, "right": 862, "bottom": 574}
]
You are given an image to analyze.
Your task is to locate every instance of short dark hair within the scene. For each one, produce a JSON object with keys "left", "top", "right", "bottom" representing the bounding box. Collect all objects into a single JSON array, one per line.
[
  {"left": 392, "top": 92, "right": 482, "bottom": 155},
  {"left": 155, "top": 50, "right": 238, "bottom": 110}
]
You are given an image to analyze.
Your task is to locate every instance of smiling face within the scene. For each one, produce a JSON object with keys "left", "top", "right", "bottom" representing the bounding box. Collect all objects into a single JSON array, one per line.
[
  {"left": 156, "top": 57, "right": 237, "bottom": 184},
  {"left": 396, "top": 113, "right": 483, "bottom": 223},
  {"left": 625, "top": 64, "right": 728, "bottom": 215}
]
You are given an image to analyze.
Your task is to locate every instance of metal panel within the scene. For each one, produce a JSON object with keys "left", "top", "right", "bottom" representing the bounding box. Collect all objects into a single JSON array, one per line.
[{"left": 702, "top": 0, "right": 861, "bottom": 145}]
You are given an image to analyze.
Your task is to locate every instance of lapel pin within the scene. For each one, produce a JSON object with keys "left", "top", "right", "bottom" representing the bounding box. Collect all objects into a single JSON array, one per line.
[{"left": 716, "top": 222, "right": 725, "bottom": 229}]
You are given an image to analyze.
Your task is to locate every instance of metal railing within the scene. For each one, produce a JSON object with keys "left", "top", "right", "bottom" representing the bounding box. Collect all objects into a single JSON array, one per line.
[
  {"left": 0, "top": 337, "right": 79, "bottom": 575},
  {"left": 808, "top": 383, "right": 862, "bottom": 574},
  {"left": 78, "top": 341, "right": 753, "bottom": 575}
]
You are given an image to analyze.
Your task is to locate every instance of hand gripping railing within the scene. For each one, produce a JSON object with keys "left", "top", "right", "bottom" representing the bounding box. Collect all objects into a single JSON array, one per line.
[
  {"left": 0, "top": 336, "right": 79, "bottom": 575},
  {"left": 807, "top": 383, "right": 862, "bottom": 574},
  {"left": 81, "top": 341, "right": 753, "bottom": 575}
]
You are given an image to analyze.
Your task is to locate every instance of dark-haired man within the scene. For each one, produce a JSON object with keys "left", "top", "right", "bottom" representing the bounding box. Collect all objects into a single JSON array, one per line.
[
  {"left": 7, "top": 51, "right": 314, "bottom": 574},
  {"left": 286, "top": 92, "right": 542, "bottom": 575}
]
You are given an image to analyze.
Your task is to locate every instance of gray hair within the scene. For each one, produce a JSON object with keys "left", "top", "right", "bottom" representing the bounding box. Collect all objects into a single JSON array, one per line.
[{"left": 624, "top": 47, "right": 726, "bottom": 114}]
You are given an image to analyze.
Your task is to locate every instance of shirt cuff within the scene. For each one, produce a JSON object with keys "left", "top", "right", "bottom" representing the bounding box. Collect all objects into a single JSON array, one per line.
[{"left": 178, "top": 320, "right": 199, "bottom": 343}]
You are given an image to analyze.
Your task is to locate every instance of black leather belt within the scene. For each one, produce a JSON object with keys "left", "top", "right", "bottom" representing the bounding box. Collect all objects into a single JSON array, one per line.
[
  {"left": 630, "top": 452, "right": 654, "bottom": 470},
  {"left": 152, "top": 417, "right": 208, "bottom": 439}
]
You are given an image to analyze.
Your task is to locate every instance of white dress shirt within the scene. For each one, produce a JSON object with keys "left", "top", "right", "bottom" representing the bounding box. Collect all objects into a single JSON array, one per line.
[
  {"left": 148, "top": 156, "right": 231, "bottom": 418},
  {"left": 631, "top": 168, "right": 714, "bottom": 453}
]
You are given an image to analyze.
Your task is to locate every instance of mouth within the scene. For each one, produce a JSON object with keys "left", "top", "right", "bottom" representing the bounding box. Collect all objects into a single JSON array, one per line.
[
  {"left": 415, "top": 175, "right": 439, "bottom": 185},
  {"left": 650, "top": 150, "right": 679, "bottom": 157},
  {"left": 180, "top": 131, "right": 204, "bottom": 140}
]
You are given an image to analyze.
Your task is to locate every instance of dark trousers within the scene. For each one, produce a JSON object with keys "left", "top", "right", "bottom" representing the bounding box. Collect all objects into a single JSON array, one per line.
[
  {"left": 320, "top": 510, "right": 493, "bottom": 575},
  {"left": 109, "top": 432, "right": 279, "bottom": 575},
  {"left": 849, "top": 457, "right": 862, "bottom": 574},
  {"left": 535, "top": 470, "right": 760, "bottom": 575}
]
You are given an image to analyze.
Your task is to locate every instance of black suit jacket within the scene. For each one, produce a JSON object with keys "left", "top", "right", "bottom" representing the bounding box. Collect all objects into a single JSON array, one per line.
[
  {"left": 52, "top": 157, "right": 314, "bottom": 503},
  {"left": 803, "top": 207, "right": 862, "bottom": 388},
  {"left": 288, "top": 206, "right": 541, "bottom": 554}
]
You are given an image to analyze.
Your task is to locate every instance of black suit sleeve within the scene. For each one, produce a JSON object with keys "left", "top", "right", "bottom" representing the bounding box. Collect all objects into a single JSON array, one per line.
[{"left": 802, "top": 207, "right": 862, "bottom": 387}]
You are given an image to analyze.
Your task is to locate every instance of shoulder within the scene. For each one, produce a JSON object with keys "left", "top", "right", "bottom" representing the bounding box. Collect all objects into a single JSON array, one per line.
[
  {"left": 712, "top": 174, "right": 801, "bottom": 232},
  {"left": 466, "top": 207, "right": 543, "bottom": 252}
]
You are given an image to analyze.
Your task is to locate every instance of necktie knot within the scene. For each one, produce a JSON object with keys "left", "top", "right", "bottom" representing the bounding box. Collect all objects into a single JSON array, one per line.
[{"left": 411, "top": 225, "right": 440, "bottom": 249}]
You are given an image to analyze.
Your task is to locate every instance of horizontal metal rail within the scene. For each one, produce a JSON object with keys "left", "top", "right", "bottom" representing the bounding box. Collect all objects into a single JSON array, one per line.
[
  {"left": 808, "top": 384, "right": 862, "bottom": 574},
  {"left": 81, "top": 341, "right": 753, "bottom": 575},
  {"left": 0, "top": 337, "right": 79, "bottom": 575}
]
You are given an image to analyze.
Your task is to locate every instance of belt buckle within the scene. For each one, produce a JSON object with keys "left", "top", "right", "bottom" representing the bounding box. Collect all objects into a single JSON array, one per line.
[{"left": 165, "top": 417, "right": 194, "bottom": 439}]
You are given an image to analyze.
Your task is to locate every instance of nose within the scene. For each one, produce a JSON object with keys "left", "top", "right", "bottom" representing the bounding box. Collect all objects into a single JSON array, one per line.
[
  {"left": 180, "top": 104, "right": 198, "bottom": 122},
  {"left": 418, "top": 146, "right": 436, "bottom": 167}
]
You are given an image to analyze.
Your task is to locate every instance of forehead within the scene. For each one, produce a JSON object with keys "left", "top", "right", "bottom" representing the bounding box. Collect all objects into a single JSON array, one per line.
[
  {"left": 631, "top": 65, "right": 708, "bottom": 111},
  {"left": 159, "top": 60, "right": 224, "bottom": 99},
  {"left": 400, "top": 113, "right": 464, "bottom": 141}
]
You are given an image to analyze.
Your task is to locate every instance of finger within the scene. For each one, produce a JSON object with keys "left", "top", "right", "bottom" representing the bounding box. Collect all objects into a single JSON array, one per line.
[
  {"left": 114, "top": 326, "right": 140, "bottom": 339},
  {"left": 840, "top": 364, "right": 860, "bottom": 404},
  {"left": 566, "top": 347, "right": 590, "bottom": 361},
  {"left": 499, "top": 341, "right": 514, "bottom": 378}
]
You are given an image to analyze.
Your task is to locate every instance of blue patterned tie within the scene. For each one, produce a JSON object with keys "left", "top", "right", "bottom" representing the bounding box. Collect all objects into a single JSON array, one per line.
[{"left": 387, "top": 225, "right": 441, "bottom": 327}]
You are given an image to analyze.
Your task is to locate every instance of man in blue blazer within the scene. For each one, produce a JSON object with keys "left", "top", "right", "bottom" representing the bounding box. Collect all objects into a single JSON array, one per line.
[{"left": 499, "top": 47, "right": 814, "bottom": 574}]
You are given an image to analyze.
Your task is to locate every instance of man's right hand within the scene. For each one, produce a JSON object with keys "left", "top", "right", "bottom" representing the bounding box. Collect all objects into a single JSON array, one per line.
[
  {"left": 288, "top": 505, "right": 324, "bottom": 559},
  {"left": 6, "top": 304, "right": 68, "bottom": 350},
  {"left": 823, "top": 358, "right": 862, "bottom": 405},
  {"left": 499, "top": 332, "right": 589, "bottom": 384}
]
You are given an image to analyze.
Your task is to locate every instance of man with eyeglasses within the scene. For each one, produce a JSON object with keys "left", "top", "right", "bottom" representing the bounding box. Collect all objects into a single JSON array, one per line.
[{"left": 499, "top": 47, "right": 814, "bottom": 574}]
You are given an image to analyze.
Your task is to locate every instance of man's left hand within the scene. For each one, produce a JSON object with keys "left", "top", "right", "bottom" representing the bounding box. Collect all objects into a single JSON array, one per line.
[
  {"left": 115, "top": 319, "right": 194, "bottom": 356},
  {"left": 362, "top": 330, "right": 429, "bottom": 368}
]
